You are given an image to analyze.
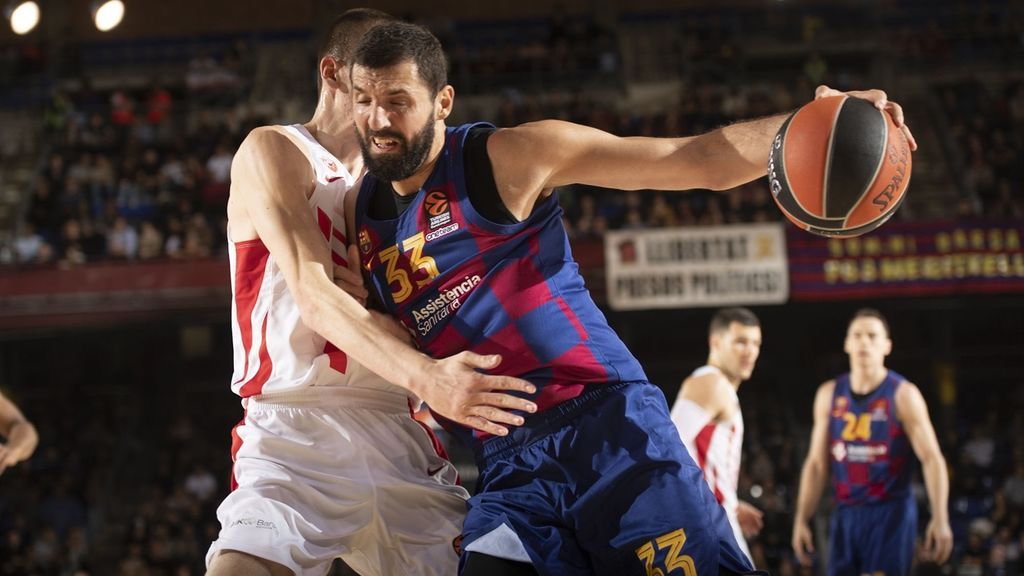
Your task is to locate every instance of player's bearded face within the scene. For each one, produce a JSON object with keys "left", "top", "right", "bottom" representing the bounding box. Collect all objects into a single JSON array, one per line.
[{"left": 358, "top": 112, "right": 435, "bottom": 182}]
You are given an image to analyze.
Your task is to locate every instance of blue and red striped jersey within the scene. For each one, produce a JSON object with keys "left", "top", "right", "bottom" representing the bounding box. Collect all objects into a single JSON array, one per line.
[
  {"left": 828, "top": 370, "right": 914, "bottom": 506},
  {"left": 355, "top": 123, "right": 647, "bottom": 445}
]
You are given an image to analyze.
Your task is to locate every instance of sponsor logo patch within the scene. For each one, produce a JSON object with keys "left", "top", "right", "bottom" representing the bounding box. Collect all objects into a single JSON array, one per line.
[{"left": 424, "top": 189, "right": 452, "bottom": 230}]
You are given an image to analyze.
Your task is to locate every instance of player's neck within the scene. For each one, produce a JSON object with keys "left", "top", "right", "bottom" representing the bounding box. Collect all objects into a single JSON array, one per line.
[
  {"left": 849, "top": 364, "right": 887, "bottom": 394},
  {"left": 708, "top": 360, "right": 742, "bottom": 390},
  {"left": 304, "top": 116, "right": 364, "bottom": 177}
]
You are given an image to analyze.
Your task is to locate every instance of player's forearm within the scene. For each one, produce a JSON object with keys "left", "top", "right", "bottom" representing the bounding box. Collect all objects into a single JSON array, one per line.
[
  {"left": 695, "top": 113, "right": 789, "bottom": 191},
  {"left": 297, "top": 275, "right": 433, "bottom": 395},
  {"left": 794, "top": 460, "right": 827, "bottom": 524},
  {"left": 921, "top": 454, "right": 950, "bottom": 524}
]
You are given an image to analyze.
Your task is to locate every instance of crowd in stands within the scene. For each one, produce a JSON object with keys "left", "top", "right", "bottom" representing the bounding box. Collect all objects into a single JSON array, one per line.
[
  {"left": 12, "top": 72, "right": 1022, "bottom": 268},
  {"left": 14, "top": 76, "right": 1023, "bottom": 268},
  {"left": 0, "top": 388, "right": 233, "bottom": 576},
  {"left": 4, "top": 4, "right": 1023, "bottom": 267},
  {"left": 937, "top": 80, "right": 1024, "bottom": 220}
]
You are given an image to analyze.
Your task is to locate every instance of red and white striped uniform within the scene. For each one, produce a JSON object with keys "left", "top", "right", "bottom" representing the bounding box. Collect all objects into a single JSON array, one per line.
[
  {"left": 670, "top": 365, "right": 749, "bottom": 560},
  {"left": 228, "top": 124, "right": 404, "bottom": 399},
  {"left": 212, "top": 125, "right": 467, "bottom": 576}
]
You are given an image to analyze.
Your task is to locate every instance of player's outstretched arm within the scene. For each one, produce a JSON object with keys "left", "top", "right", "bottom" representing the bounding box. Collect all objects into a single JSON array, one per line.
[
  {"left": 487, "top": 86, "right": 909, "bottom": 219},
  {"left": 0, "top": 390, "right": 38, "bottom": 476},
  {"left": 791, "top": 380, "right": 834, "bottom": 567},
  {"left": 896, "top": 381, "right": 952, "bottom": 564},
  {"left": 233, "top": 127, "right": 536, "bottom": 436}
]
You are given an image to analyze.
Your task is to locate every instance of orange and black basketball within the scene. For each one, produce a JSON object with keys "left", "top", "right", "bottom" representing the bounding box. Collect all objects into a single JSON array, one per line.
[{"left": 768, "top": 95, "right": 911, "bottom": 238}]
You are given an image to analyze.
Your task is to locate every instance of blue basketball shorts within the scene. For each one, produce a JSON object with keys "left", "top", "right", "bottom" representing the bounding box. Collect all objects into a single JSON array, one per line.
[
  {"left": 828, "top": 496, "right": 917, "bottom": 576},
  {"left": 459, "top": 381, "right": 756, "bottom": 576}
]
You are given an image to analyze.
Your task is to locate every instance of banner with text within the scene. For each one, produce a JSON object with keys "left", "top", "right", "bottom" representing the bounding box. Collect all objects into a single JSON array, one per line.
[
  {"left": 605, "top": 224, "right": 789, "bottom": 310},
  {"left": 788, "top": 220, "right": 1024, "bottom": 300}
]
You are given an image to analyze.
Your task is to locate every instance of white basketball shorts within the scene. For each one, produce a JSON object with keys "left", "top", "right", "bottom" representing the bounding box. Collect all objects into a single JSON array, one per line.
[{"left": 206, "top": 387, "right": 469, "bottom": 576}]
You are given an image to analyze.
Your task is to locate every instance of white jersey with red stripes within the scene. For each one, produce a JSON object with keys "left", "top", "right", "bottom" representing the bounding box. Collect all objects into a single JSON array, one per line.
[
  {"left": 670, "top": 364, "right": 749, "bottom": 559},
  {"left": 228, "top": 124, "right": 405, "bottom": 398}
]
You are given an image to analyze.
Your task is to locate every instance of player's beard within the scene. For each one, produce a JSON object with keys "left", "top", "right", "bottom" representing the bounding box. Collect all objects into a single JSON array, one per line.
[{"left": 358, "top": 114, "right": 435, "bottom": 183}]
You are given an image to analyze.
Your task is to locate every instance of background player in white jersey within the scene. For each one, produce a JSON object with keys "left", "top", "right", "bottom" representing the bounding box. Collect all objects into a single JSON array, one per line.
[
  {"left": 670, "top": 307, "right": 764, "bottom": 564},
  {"left": 206, "top": 9, "right": 538, "bottom": 576},
  {"left": 0, "top": 388, "right": 38, "bottom": 476}
]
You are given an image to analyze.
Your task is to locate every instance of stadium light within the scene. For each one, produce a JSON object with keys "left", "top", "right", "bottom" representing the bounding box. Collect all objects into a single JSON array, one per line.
[
  {"left": 91, "top": 0, "right": 123, "bottom": 32},
  {"left": 6, "top": 0, "right": 40, "bottom": 35}
]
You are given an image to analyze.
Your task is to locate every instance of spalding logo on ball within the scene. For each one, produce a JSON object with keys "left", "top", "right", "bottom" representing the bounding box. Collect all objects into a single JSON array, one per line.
[{"left": 768, "top": 95, "right": 911, "bottom": 238}]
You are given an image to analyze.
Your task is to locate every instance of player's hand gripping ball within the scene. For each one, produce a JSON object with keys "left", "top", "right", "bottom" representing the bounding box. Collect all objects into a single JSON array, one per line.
[{"left": 768, "top": 95, "right": 911, "bottom": 238}]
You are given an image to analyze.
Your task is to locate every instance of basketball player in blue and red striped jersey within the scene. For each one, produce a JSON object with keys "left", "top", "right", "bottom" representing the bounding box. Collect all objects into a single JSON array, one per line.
[
  {"left": 347, "top": 22, "right": 913, "bottom": 576},
  {"left": 792, "top": 309, "right": 952, "bottom": 575}
]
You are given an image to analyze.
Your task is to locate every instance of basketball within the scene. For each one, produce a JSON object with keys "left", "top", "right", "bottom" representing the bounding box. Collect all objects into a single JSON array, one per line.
[{"left": 768, "top": 95, "right": 911, "bottom": 238}]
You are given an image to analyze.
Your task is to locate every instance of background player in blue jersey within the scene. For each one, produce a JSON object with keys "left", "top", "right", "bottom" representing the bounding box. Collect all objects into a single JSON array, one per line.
[
  {"left": 347, "top": 22, "right": 914, "bottom": 576},
  {"left": 792, "top": 309, "right": 952, "bottom": 575}
]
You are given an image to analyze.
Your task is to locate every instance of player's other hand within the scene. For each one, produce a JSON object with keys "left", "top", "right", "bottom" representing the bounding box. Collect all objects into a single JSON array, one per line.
[
  {"left": 814, "top": 85, "right": 917, "bottom": 152},
  {"left": 923, "top": 518, "right": 953, "bottom": 564},
  {"left": 737, "top": 501, "right": 764, "bottom": 537},
  {"left": 791, "top": 521, "right": 815, "bottom": 567},
  {"left": 420, "top": 352, "right": 537, "bottom": 437},
  {"left": 334, "top": 245, "right": 368, "bottom": 306}
]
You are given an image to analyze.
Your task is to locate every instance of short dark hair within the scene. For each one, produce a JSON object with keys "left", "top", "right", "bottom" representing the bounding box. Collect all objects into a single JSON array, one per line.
[
  {"left": 352, "top": 21, "right": 448, "bottom": 94},
  {"left": 848, "top": 308, "right": 891, "bottom": 338},
  {"left": 319, "top": 8, "right": 396, "bottom": 63},
  {"left": 709, "top": 307, "right": 760, "bottom": 337}
]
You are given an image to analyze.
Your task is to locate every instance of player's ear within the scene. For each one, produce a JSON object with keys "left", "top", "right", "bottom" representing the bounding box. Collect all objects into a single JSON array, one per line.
[
  {"left": 320, "top": 56, "right": 343, "bottom": 92},
  {"left": 708, "top": 332, "right": 720, "bottom": 352},
  {"left": 436, "top": 85, "right": 454, "bottom": 121}
]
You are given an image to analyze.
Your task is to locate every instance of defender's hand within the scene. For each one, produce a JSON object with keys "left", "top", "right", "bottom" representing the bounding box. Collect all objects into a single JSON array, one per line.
[{"left": 419, "top": 352, "right": 538, "bottom": 437}]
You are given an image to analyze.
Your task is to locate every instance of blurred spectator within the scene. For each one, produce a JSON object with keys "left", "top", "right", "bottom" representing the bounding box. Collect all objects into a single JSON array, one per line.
[
  {"left": 137, "top": 221, "right": 164, "bottom": 260},
  {"left": 183, "top": 464, "right": 217, "bottom": 503},
  {"left": 13, "top": 223, "right": 52, "bottom": 264},
  {"left": 1004, "top": 463, "right": 1024, "bottom": 510},
  {"left": 106, "top": 216, "right": 139, "bottom": 260}
]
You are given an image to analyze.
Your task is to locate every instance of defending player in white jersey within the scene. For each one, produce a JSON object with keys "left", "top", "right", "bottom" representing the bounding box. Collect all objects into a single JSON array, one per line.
[
  {"left": 206, "top": 9, "right": 538, "bottom": 576},
  {"left": 670, "top": 307, "right": 765, "bottom": 564}
]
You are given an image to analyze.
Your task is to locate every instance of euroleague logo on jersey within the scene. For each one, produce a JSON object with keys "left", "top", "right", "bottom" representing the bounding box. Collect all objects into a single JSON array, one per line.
[
  {"left": 423, "top": 189, "right": 459, "bottom": 242},
  {"left": 425, "top": 190, "right": 448, "bottom": 217},
  {"left": 424, "top": 190, "right": 452, "bottom": 227},
  {"left": 870, "top": 398, "right": 889, "bottom": 422},
  {"left": 832, "top": 396, "right": 848, "bottom": 417}
]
